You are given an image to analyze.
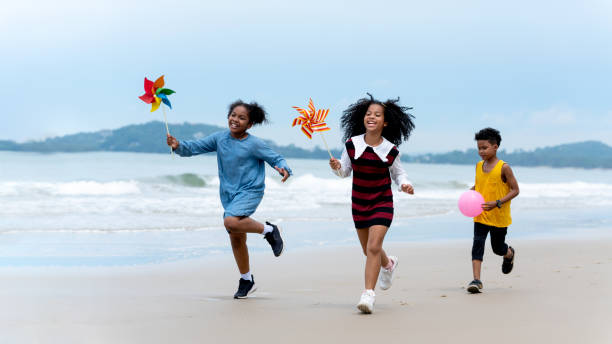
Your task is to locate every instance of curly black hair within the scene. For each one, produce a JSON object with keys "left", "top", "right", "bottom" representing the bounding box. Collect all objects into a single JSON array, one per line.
[
  {"left": 474, "top": 127, "right": 501, "bottom": 146},
  {"left": 227, "top": 100, "right": 268, "bottom": 125},
  {"left": 340, "top": 93, "right": 415, "bottom": 146}
]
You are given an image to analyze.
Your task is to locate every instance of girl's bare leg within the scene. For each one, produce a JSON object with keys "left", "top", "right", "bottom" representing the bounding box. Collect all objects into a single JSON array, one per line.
[
  {"left": 224, "top": 216, "right": 264, "bottom": 234},
  {"left": 356, "top": 225, "right": 390, "bottom": 289},
  {"left": 229, "top": 232, "right": 250, "bottom": 274}
]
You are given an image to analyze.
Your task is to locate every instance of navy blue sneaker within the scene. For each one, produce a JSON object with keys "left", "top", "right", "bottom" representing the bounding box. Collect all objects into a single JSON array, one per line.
[
  {"left": 264, "top": 222, "right": 284, "bottom": 257},
  {"left": 467, "top": 279, "right": 483, "bottom": 293},
  {"left": 502, "top": 246, "right": 515, "bottom": 274},
  {"left": 234, "top": 275, "right": 256, "bottom": 299}
]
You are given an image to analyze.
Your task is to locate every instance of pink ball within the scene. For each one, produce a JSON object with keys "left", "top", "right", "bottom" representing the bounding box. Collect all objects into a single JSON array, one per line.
[{"left": 458, "top": 190, "right": 485, "bottom": 217}]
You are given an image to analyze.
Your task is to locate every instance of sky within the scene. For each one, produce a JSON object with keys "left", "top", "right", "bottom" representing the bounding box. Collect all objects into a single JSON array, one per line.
[{"left": 1, "top": 0, "right": 611, "bottom": 153}]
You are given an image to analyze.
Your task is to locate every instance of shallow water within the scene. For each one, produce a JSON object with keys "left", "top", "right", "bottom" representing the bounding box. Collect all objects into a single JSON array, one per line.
[{"left": 1, "top": 151, "right": 610, "bottom": 266}]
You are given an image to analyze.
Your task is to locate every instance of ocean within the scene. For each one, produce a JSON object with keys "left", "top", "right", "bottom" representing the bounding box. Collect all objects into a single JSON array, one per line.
[{"left": 1, "top": 151, "right": 611, "bottom": 267}]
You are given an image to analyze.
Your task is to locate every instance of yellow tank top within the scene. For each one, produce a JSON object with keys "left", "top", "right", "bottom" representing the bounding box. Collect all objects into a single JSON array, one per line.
[{"left": 473, "top": 159, "right": 512, "bottom": 228}]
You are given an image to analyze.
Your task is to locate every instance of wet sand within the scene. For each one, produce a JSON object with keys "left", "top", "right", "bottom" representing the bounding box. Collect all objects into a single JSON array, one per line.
[{"left": 1, "top": 238, "right": 611, "bottom": 343}]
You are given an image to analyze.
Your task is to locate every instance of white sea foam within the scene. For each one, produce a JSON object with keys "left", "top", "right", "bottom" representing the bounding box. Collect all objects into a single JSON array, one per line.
[
  {"left": 1, "top": 165, "right": 611, "bottom": 232},
  {"left": 270, "top": 174, "right": 612, "bottom": 201},
  {"left": 519, "top": 181, "right": 612, "bottom": 198},
  {"left": 1, "top": 152, "right": 611, "bottom": 266},
  {"left": 0, "top": 181, "right": 141, "bottom": 196},
  {"left": 4, "top": 177, "right": 609, "bottom": 201}
]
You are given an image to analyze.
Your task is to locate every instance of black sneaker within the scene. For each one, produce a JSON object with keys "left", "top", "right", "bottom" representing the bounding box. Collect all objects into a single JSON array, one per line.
[
  {"left": 502, "top": 246, "right": 515, "bottom": 274},
  {"left": 264, "top": 221, "right": 284, "bottom": 257},
  {"left": 234, "top": 275, "right": 256, "bottom": 299},
  {"left": 467, "top": 279, "right": 483, "bottom": 294}
]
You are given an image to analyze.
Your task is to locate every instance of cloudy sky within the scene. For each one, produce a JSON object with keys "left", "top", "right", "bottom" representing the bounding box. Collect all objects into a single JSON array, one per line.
[{"left": 1, "top": 0, "right": 611, "bottom": 153}]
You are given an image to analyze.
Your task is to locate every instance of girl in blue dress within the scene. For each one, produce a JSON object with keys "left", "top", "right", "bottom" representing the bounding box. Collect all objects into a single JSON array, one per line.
[{"left": 167, "top": 100, "right": 292, "bottom": 299}]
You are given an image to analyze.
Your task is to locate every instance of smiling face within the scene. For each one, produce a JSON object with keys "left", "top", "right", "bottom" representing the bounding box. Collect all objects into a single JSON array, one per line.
[
  {"left": 363, "top": 103, "right": 387, "bottom": 134},
  {"left": 227, "top": 105, "right": 252, "bottom": 137},
  {"left": 477, "top": 140, "right": 498, "bottom": 160}
]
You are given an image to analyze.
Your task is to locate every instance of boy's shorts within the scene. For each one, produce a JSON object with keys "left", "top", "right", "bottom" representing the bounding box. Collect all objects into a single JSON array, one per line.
[{"left": 471, "top": 222, "right": 508, "bottom": 261}]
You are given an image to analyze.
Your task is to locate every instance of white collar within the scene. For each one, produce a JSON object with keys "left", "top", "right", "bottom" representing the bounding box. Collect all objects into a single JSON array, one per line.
[{"left": 352, "top": 134, "right": 395, "bottom": 162}]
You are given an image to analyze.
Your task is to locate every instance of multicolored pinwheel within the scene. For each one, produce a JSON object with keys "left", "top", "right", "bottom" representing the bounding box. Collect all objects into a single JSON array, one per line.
[
  {"left": 138, "top": 75, "right": 175, "bottom": 112},
  {"left": 292, "top": 98, "right": 334, "bottom": 159},
  {"left": 138, "top": 75, "right": 176, "bottom": 156},
  {"left": 292, "top": 98, "right": 330, "bottom": 139}
]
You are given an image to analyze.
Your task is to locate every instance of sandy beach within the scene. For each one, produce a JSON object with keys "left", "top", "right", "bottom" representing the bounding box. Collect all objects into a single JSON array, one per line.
[{"left": 1, "top": 237, "right": 611, "bottom": 344}]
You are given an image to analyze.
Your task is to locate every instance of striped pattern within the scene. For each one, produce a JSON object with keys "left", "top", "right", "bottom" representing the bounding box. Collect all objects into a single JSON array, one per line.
[
  {"left": 291, "top": 98, "right": 331, "bottom": 139},
  {"left": 347, "top": 139, "right": 399, "bottom": 228}
]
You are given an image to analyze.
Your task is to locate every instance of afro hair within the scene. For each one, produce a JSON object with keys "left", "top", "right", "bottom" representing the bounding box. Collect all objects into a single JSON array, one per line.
[{"left": 340, "top": 93, "right": 415, "bottom": 146}]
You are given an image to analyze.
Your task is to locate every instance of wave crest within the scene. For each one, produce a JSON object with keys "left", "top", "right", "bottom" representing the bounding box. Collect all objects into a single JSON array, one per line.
[
  {"left": 164, "top": 173, "right": 208, "bottom": 188},
  {"left": 0, "top": 181, "right": 141, "bottom": 196}
]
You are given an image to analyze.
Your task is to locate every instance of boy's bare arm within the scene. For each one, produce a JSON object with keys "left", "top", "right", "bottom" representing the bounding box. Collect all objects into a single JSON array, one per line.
[
  {"left": 501, "top": 164, "right": 520, "bottom": 203},
  {"left": 482, "top": 164, "right": 520, "bottom": 211}
]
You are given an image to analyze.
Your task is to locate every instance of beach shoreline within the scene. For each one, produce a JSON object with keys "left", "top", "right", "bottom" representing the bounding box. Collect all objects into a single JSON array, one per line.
[{"left": 2, "top": 237, "right": 611, "bottom": 344}]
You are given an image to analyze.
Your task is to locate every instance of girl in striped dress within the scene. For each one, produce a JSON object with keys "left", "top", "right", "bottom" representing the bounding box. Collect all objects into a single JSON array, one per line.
[{"left": 329, "top": 94, "right": 415, "bottom": 314}]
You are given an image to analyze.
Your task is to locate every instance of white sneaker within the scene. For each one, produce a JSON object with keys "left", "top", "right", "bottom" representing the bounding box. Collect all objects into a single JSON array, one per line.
[
  {"left": 357, "top": 289, "right": 375, "bottom": 314},
  {"left": 378, "top": 256, "right": 398, "bottom": 290}
]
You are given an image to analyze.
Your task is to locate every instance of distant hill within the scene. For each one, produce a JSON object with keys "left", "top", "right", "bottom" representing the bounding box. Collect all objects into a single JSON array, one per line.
[
  {"left": 2, "top": 123, "right": 611, "bottom": 168},
  {"left": 405, "top": 141, "right": 612, "bottom": 169},
  {"left": 0, "top": 121, "right": 341, "bottom": 159}
]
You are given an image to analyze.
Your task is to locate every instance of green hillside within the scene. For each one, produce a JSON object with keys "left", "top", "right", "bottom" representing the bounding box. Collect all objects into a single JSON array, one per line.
[
  {"left": 406, "top": 141, "right": 612, "bottom": 169},
  {"left": 2, "top": 123, "right": 610, "bottom": 168}
]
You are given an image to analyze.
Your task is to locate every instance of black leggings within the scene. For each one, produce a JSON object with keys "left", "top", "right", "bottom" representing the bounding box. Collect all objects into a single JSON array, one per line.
[{"left": 471, "top": 222, "right": 509, "bottom": 261}]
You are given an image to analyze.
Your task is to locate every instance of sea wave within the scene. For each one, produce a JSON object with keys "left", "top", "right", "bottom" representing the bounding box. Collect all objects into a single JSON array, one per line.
[
  {"left": 162, "top": 173, "right": 217, "bottom": 188},
  {"left": 519, "top": 182, "right": 612, "bottom": 198},
  {"left": 273, "top": 175, "right": 612, "bottom": 200},
  {"left": 2, "top": 174, "right": 611, "bottom": 200},
  {"left": 2, "top": 174, "right": 611, "bottom": 223},
  {"left": 0, "top": 181, "right": 142, "bottom": 196}
]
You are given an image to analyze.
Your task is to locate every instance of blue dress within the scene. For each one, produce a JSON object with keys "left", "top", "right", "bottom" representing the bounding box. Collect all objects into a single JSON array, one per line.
[{"left": 175, "top": 130, "right": 292, "bottom": 218}]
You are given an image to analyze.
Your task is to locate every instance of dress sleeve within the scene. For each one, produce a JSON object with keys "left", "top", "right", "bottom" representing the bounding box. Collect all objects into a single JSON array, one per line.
[
  {"left": 333, "top": 147, "right": 352, "bottom": 178},
  {"left": 255, "top": 139, "right": 293, "bottom": 175},
  {"left": 389, "top": 153, "right": 411, "bottom": 190},
  {"left": 174, "top": 132, "right": 219, "bottom": 157}
]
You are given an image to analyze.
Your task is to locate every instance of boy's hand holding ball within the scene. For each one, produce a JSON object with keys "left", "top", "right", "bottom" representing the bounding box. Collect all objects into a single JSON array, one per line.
[{"left": 481, "top": 201, "right": 497, "bottom": 211}]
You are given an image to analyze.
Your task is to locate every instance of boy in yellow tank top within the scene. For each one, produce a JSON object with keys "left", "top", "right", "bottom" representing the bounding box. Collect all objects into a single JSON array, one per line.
[{"left": 467, "top": 128, "right": 520, "bottom": 293}]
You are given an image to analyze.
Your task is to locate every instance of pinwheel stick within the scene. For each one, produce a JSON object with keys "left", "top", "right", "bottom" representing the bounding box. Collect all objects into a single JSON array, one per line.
[
  {"left": 319, "top": 133, "right": 334, "bottom": 159},
  {"left": 162, "top": 106, "right": 174, "bottom": 157},
  {"left": 319, "top": 133, "right": 342, "bottom": 175}
]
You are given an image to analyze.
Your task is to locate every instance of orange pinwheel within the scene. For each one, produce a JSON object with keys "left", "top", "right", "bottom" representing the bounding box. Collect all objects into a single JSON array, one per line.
[
  {"left": 292, "top": 98, "right": 330, "bottom": 139},
  {"left": 291, "top": 98, "right": 334, "bottom": 160}
]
